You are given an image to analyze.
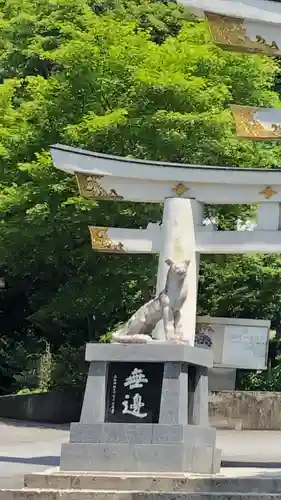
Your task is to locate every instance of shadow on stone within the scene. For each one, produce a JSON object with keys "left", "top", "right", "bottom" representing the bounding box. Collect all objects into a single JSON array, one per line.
[
  {"left": 0, "top": 456, "right": 60, "bottom": 466},
  {"left": 222, "top": 460, "right": 281, "bottom": 469},
  {"left": 0, "top": 418, "right": 70, "bottom": 430}
]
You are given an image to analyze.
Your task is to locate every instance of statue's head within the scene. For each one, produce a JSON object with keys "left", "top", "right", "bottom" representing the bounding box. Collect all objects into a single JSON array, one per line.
[{"left": 165, "top": 258, "right": 190, "bottom": 278}]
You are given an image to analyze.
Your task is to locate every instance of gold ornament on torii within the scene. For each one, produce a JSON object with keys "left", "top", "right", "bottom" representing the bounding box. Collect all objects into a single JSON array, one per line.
[
  {"left": 259, "top": 186, "right": 278, "bottom": 199},
  {"left": 75, "top": 173, "right": 123, "bottom": 200},
  {"left": 172, "top": 183, "right": 189, "bottom": 196},
  {"left": 89, "top": 227, "right": 125, "bottom": 252},
  {"left": 231, "top": 106, "right": 281, "bottom": 140},
  {"left": 205, "top": 12, "right": 281, "bottom": 56}
]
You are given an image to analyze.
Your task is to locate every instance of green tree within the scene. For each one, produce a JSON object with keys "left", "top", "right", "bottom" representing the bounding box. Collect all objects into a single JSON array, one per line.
[
  {"left": 1, "top": 0, "right": 281, "bottom": 391},
  {"left": 199, "top": 254, "right": 281, "bottom": 330},
  {"left": 0, "top": 0, "right": 190, "bottom": 82}
]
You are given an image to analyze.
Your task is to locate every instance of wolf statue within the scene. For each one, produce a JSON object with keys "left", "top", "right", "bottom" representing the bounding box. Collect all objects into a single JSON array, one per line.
[{"left": 111, "top": 258, "right": 190, "bottom": 344}]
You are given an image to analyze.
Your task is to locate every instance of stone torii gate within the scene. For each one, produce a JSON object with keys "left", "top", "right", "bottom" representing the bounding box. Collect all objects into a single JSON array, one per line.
[{"left": 51, "top": 143, "right": 281, "bottom": 345}]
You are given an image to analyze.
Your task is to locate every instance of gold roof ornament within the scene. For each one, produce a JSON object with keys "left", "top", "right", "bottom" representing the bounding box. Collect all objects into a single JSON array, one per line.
[
  {"left": 205, "top": 12, "right": 281, "bottom": 56},
  {"left": 231, "top": 105, "right": 281, "bottom": 140}
]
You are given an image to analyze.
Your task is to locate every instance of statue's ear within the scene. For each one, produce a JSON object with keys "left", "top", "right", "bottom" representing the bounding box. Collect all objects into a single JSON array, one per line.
[
  {"left": 185, "top": 260, "right": 191, "bottom": 268},
  {"left": 165, "top": 258, "right": 174, "bottom": 267}
]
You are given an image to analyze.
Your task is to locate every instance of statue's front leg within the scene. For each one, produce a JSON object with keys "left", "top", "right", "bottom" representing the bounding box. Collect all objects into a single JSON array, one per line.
[
  {"left": 162, "top": 305, "right": 175, "bottom": 340},
  {"left": 174, "top": 309, "right": 183, "bottom": 336},
  {"left": 172, "top": 310, "right": 189, "bottom": 343}
]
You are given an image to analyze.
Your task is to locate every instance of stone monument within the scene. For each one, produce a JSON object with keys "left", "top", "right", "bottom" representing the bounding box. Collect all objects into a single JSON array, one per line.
[
  {"left": 50, "top": 0, "right": 281, "bottom": 477},
  {"left": 59, "top": 342, "right": 217, "bottom": 473}
]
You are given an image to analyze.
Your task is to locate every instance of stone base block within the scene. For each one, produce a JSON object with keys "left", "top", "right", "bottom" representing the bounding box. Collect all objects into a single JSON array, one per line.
[
  {"left": 60, "top": 423, "right": 220, "bottom": 474},
  {"left": 60, "top": 442, "right": 220, "bottom": 474},
  {"left": 23, "top": 471, "right": 281, "bottom": 493},
  {"left": 60, "top": 344, "right": 219, "bottom": 475},
  {"left": 69, "top": 422, "right": 216, "bottom": 446},
  {"left": 3, "top": 492, "right": 281, "bottom": 500}
]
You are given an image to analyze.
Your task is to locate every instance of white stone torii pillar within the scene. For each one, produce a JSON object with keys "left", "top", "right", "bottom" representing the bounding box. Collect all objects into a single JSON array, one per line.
[{"left": 153, "top": 197, "right": 203, "bottom": 342}]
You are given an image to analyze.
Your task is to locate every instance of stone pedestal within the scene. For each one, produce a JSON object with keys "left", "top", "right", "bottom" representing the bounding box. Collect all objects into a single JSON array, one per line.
[{"left": 60, "top": 343, "right": 221, "bottom": 474}]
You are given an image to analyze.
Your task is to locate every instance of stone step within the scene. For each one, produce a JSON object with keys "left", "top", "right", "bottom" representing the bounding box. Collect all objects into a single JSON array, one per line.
[
  {"left": 3, "top": 492, "right": 281, "bottom": 500},
  {"left": 23, "top": 472, "right": 281, "bottom": 493}
]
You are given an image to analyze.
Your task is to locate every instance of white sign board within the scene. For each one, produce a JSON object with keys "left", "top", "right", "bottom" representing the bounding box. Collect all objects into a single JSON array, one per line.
[
  {"left": 221, "top": 325, "right": 269, "bottom": 370},
  {"left": 196, "top": 317, "right": 270, "bottom": 370}
]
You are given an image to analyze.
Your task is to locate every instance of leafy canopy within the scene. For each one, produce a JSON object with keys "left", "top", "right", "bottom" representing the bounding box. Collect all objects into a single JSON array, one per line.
[{"left": 1, "top": 0, "right": 281, "bottom": 392}]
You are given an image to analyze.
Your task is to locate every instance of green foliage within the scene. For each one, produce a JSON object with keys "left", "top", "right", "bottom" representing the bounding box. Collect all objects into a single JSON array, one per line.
[
  {"left": 237, "top": 363, "right": 281, "bottom": 392},
  {"left": 236, "top": 338, "right": 281, "bottom": 391},
  {"left": 0, "top": 333, "right": 40, "bottom": 394},
  {"left": 0, "top": 333, "right": 87, "bottom": 393},
  {"left": 91, "top": 0, "right": 192, "bottom": 45},
  {"left": 17, "top": 388, "right": 44, "bottom": 395},
  {"left": 198, "top": 254, "right": 281, "bottom": 329},
  {"left": 1, "top": 0, "right": 281, "bottom": 393},
  {"left": 38, "top": 341, "right": 53, "bottom": 391},
  {"left": 51, "top": 345, "right": 88, "bottom": 388},
  {"left": 99, "top": 322, "right": 124, "bottom": 343}
]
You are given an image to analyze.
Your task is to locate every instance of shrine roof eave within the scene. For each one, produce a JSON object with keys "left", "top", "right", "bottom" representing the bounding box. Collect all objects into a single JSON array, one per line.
[
  {"left": 180, "top": 0, "right": 281, "bottom": 24},
  {"left": 51, "top": 143, "right": 281, "bottom": 187}
]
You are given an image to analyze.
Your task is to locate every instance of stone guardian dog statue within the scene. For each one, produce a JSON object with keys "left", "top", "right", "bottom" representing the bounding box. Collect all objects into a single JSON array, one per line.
[{"left": 111, "top": 258, "right": 190, "bottom": 343}]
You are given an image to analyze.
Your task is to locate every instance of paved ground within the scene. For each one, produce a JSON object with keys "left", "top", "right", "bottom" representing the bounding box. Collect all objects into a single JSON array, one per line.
[
  {"left": 217, "top": 429, "right": 281, "bottom": 466},
  {"left": 1, "top": 420, "right": 281, "bottom": 488},
  {"left": 0, "top": 420, "right": 69, "bottom": 488}
]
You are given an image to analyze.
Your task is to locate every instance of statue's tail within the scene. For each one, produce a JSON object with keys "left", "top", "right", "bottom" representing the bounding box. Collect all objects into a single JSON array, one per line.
[{"left": 111, "top": 332, "right": 152, "bottom": 344}]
